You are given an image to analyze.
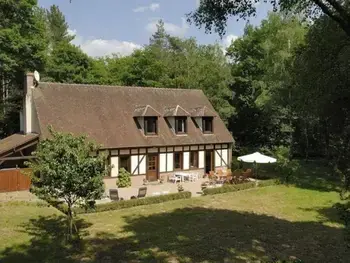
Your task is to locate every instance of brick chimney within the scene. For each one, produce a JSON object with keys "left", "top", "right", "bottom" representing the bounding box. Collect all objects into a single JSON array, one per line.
[{"left": 22, "top": 72, "right": 35, "bottom": 134}]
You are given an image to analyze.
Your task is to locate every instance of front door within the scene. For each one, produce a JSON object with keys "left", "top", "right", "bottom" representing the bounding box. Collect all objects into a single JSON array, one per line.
[
  {"left": 205, "top": 150, "right": 214, "bottom": 174},
  {"left": 147, "top": 154, "right": 158, "bottom": 182}
]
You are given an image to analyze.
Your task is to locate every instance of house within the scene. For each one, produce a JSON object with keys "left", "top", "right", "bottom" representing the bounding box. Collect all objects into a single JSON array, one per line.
[{"left": 0, "top": 73, "right": 234, "bottom": 186}]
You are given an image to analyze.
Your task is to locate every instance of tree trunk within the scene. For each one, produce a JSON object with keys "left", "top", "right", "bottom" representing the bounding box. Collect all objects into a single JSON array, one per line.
[{"left": 67, "top": 203, "right": 73, "bottom": 239}]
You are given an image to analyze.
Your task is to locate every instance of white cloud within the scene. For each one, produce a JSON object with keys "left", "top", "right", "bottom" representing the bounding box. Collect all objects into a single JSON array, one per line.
[
  {"left": 68, "top": 29, "right": 142, "bottom": 57},
  {"left": 221, "top": 34, "right": 239, "bottom": 56},
  {"left": 146, "top": 17, "right": 189, "bottom": 37},
  {"left": 133, "top": 3, "right": 160, "bottom": 13},
  {"left": 223, "top": 34, "right": 238, "bottom": 48}
]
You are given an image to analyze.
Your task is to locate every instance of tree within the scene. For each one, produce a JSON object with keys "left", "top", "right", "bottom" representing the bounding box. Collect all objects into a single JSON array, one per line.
[
  {"left": 187, "top": 0, "right": 350, "bottom": 37},
  {"left": 45, "top": 41, "right": 91, "bottom": 83},
  {"left": 227, "top": 13, "right": 306, "bottom": 150},
  {"left": 46, "top": 5, "right": 74, "bottom": 46},
  {"left": 26, "top": 127, "right": 109, "bottom": 238},
  {"left": 0, "top": 0, "right": 49, "bottom": 138}
]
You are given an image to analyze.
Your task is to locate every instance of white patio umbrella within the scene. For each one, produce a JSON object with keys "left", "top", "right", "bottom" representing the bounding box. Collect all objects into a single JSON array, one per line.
[
  {"left": 237, "top": 152, "right": 277, "bottom": 164},
  {"left": 237, "top": 152, "right": 277, "bottom": 178}
]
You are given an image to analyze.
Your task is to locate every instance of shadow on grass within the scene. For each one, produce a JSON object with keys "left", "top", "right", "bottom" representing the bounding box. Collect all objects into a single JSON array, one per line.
[
  {"left": 1, "top": 207, "right": 349, "bottom": 263},
  {"left": 0, "top": 215, "right": 91, "bottom": 263},
  {"left": 259, "top": 159, "right": 341, "bottom": 193}
]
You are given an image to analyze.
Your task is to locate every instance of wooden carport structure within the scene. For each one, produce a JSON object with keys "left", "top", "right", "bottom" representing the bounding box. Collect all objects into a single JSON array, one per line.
[{"left": 0, "top": 133, "right": 38, "bottom": 192}]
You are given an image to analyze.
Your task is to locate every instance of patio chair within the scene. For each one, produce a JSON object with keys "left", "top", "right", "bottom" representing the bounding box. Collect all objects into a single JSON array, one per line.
[
  {"left": 190, "top": 173, "right": 199, "bottom": 182},
  {"left": 169, "top": 174, "right": 181, "bottom": 183},
  {"left": 109, "top": 189, "right": 121, "bottom": 201},
  {"left": 137, "top": 187, "right": 147, "bottom": 198}
]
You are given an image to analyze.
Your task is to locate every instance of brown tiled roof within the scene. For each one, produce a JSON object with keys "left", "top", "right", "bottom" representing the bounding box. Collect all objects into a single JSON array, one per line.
[
  {"left": 33, "top": 82, "right": 234, "bottom": 148},
  {"left": 164, "top": 105, "right": 190, "bottom": 117},
  {"left": 133, "top": 105, "right": 161, "bottom": 117},
  {"left": 0, "top": 133, "right": 39, "bottom": 157},
  {"left": 190, "top": 106, "right": 217, "bottom": 117}
]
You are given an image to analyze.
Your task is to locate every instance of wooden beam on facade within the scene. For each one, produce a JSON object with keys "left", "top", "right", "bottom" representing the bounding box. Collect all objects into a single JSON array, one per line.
[{"left": 0, "top": 156, "right": 36, "bottom": 161}]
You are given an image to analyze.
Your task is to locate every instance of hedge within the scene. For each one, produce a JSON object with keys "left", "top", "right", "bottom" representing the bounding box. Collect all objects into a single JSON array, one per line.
[
  {"left": 203, "top": 181, "right": 256, "bottom": 195},
  {"left": 257, "top": 178, "right": 281, "bottom": 187},
  {"left": 74, "top": 191, "right": 192, "bottom": 214},
  {"left": 203, "top": 179, "right": 281, "bottom": 196}
]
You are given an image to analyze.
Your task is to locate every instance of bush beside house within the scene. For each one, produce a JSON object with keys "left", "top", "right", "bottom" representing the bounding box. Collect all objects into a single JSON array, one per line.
[{"left": 117, "top": 168, "right": 131, "bottom": 188}]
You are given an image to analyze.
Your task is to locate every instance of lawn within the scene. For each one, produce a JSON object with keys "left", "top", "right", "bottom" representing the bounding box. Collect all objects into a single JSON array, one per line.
[{"left": 0, "top": 182, "right": 349, "bottom": 263}]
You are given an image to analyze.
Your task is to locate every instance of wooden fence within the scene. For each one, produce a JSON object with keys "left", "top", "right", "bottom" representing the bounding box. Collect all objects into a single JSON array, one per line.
[{"left": 0, "top": 168, "right": 31, "bottom": 192}]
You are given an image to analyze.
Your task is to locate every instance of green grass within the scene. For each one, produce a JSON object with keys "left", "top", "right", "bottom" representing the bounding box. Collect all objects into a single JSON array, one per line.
[{"left": 0, "top": 184, "right": 348, "bottom": 263}]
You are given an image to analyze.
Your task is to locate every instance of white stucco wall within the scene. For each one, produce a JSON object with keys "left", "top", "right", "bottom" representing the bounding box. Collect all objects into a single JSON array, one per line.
[
  {"left": 160, "top": 153, "right": 167, "bottom": 172},
  {"left": 24, "top": 91, "right": 32, "bottom": 133},
  {"left": 131, "top": 155, "right": 139, "bottom": 175},
  {"left": 167, "top": 152, "right": 173, "bottom": 171},
  {"left": 110, "top": 156, "right": 119, "bottom": 177},
  {"left": 214, "top": 149, "right": 229, "bottom": 167},
  {"left": 222, "top": 149, "right": 228, "bottom": 166},
  {"left": 130, "top": 155, "right": 147, "bottom": 175},
  {"left": 183, "top": 151, "right": 189, "bottom": 170},
  {"left": 198, "top": 151, "right": 204, "bottom": 168},
  {"left": 139, "top": 155, "right": 146, "bottom": 174},
  {"left": 215, "top": 150, "right": 221, "bottom": 167}
]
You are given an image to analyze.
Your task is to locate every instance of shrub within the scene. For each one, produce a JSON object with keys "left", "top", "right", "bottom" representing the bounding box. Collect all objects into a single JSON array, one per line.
[
  {"left": 203, "top": 181, "right": 256, "bottom": 195},
  {"left": 74, "top": 191, "right": 192, "bottom": 214},
  {"left": 231, "top": 157, "right": 242, "bottom": 170},
  {"left": 177, "top": 184, "right": 184, "bottom": 192},
  {"left": 257, "top": 179, "right": 281, "bottom": 187},
  {"left": 117, "top": 168, "right": 131, "bottom": 188},
  {"left": 272, "top": 146, "right": 300, "bottom": 184}
]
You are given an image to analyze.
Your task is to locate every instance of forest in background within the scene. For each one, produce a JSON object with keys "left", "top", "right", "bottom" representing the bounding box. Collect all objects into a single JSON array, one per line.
[{"left": 1, "top": 0, "right": 350, "bottom": 170}]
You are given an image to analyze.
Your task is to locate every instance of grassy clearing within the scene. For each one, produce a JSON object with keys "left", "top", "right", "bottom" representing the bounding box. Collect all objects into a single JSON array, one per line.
[{"left": 0, "top": 183, "right": 348, "bottom": 263}]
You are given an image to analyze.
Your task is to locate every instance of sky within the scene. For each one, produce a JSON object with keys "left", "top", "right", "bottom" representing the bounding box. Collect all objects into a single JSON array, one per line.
[{"left": 38, "top": 0, "right": 272, "bottom": 57}]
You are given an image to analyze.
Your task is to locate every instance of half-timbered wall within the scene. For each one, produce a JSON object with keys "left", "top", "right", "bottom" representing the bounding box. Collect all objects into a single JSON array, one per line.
[{"left": 108, "top": 143, "right": 231, "bottom": 177}]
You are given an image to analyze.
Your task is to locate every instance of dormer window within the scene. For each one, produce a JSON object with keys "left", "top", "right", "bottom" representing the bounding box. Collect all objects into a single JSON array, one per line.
[
  {"left": 202, "top": 117, "right": 213, "bottom": 133},
  {"left": 175, "top": 117, "right": 187, "bottom": 134},
  {"left": 144, "top": 117, "right": 157, "bottom": 135}
]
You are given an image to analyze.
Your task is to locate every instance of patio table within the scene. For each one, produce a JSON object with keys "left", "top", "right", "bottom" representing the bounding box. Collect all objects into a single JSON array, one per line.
[{"left": 175, "top": 172, "right": 191, "bottom": 182}]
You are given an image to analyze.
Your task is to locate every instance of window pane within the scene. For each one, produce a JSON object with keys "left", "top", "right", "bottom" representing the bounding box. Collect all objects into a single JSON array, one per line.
[
  {"left": 190, "top": 151, "right": 198, "bottom": 168},
  {"left": 203, "top": 117, "right": 213, "bottom": 132},
  {"left": 120, "top": 156, "right": 130, "bottom": 172},
  {"left": 145, "top": 117, "right": 157, "bottom": 134},
  {"left": 175, "top": 117, "right": 187, "bottom": 133},
  {"left": 174, "top": 152, "right": 182, "bottom": 169}
]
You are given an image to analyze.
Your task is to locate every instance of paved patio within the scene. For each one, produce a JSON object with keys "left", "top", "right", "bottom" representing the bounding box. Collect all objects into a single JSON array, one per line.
[
  {"left": 99, "top": 178, "right": 210, "bottom": 204},
  {"left": 0, "top": 178, "right": 213, "bottom": 203}
]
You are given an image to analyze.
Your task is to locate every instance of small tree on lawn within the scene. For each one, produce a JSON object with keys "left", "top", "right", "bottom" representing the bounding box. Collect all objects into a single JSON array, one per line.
[{"left": 26, "top": 127, "right": 109, "bottom": 238}]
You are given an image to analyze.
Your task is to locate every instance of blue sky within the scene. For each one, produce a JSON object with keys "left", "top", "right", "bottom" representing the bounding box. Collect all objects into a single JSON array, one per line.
[{"left": 38, "top": 0, "right": 271, "bottom": 57}]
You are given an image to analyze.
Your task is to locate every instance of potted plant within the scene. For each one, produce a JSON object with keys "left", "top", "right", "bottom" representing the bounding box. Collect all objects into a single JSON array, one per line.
[
  {"left": 159, "top": 176, "right": 164, "bottom": 184},
  {"left": 201, "top": 181, "right": 209, "bottom": 190},
  {"left": 177, "top": 183, "right": 184, "bottom": 192}
]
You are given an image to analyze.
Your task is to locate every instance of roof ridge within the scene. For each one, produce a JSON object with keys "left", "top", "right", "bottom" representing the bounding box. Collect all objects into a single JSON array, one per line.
[{"left": 39, "top": 82, "right": 203, "bottom": 92}]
